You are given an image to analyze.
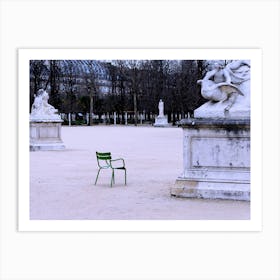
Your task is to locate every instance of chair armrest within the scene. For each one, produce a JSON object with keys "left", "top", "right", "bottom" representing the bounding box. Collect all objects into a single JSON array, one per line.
[{"left": 110, "top": 158, "right": 125, "bottom": 168}]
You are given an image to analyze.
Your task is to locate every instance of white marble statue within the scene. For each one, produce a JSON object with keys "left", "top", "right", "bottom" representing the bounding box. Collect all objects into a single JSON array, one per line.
[
  {"left": 154, "top": 99, "right": 168, "bottom": 126},
  {"left": 195, "top": 60, "right": 250, "bottom": 118},
  {"left": 158, "top": 99, "right": 164, "bottom": 117},
  {"left": 30, "top": 89, "right": 61, "bottom": 120}
]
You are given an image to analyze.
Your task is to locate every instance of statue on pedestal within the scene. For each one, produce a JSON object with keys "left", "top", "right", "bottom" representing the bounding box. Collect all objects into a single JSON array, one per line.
[
  {"left": 154, "top": 99, "right": 168, "bottom": 127},
  {"left": 173, "top": 60, "right": 251, "bottom": 201},
  {"left": 29, "top": 89, "right": 64, "bottom": 151}
]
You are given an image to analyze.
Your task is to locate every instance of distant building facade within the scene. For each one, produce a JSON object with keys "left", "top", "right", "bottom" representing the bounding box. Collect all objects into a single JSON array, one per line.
[{"left": 30, "top": 60, "right": 113, "bottom": 98}]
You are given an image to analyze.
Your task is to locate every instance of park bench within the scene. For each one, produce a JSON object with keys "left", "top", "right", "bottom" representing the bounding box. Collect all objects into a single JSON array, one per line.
[{"left": 95, "top": 152, "right": 127, "bottom": 187}]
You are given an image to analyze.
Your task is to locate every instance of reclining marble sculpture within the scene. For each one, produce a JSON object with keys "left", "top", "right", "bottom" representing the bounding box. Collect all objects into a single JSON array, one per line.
[
  {"left": 195, "top": 60, "right": 250, "bottom": 118},
  {"left": 30, "top": 89, "right": 61, "bottom": 121}
]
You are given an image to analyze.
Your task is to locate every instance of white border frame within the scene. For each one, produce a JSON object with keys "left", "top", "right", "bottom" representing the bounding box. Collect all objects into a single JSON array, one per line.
[
  {"left": 2, "top": 0, "right": 279, "bottom": 279},
  {"left": 19, "top": 48, "right": 262, "bottom": 232}
]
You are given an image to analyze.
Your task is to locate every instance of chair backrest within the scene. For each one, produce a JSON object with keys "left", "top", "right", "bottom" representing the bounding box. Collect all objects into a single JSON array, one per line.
[{"left": 96, "top": 152, "right": 112, "bottom": 168}]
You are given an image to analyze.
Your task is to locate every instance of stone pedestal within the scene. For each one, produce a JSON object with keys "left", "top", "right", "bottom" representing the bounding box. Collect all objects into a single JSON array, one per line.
[
  {"left": 30, "top": 119, "right": 65, "bottom": 151},
  {"left": 154, "top": 115, "right": 169, "bottom": 127},
  {"left": 171, "top": 119, "right": 250, "bottom": 201}
]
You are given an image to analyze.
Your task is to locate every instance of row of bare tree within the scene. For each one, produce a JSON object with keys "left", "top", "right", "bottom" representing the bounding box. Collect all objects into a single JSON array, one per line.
[{"left": 30, "top": 59, "right": 212, "bottom": 125}]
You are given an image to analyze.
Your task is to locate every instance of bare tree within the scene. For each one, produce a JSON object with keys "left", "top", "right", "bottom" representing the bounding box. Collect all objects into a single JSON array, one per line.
[
  {"left": 83, "top": 61, "right": 99, "bottom": 126},
  {"left": 61, "top": 60, "right": 78, "bottom": 114},
  {"left": 29, "top": 60, "right": 49, "bottom": 110},
  {"left": 48, "top": 60, "right": 62, "bottom": 110},
  {"left": 116, "top": 60, "right": 143, "bottom": 126}
]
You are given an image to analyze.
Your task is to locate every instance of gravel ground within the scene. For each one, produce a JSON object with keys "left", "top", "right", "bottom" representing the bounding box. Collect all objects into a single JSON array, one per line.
[{"left": 30, "top": 125, "right": 250, "bottom": 220}]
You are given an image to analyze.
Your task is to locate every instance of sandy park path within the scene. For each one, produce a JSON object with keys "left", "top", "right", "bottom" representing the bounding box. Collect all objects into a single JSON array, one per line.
[{"left": 30, "top": 125, "right": 250, "bottom": 220}]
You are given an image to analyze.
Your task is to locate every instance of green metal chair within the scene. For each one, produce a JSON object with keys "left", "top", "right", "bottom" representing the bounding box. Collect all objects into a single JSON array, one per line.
[{"left": 95, "top": 152, "right": 127, "bottom": 187}]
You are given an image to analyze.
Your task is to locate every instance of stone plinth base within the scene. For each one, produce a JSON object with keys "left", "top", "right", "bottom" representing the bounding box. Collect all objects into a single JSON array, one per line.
[
  {"left": 172, "top": 179, "right": 250, "bottom": 201},
  {"left": 30, "top": 120, "right": 65, "bottom": 151},
  {"left": 171, "top": 118, "right": 250, "bottom": 201},
  {"left": 154, "top": 116, "right": 169, "bottom": 127}
]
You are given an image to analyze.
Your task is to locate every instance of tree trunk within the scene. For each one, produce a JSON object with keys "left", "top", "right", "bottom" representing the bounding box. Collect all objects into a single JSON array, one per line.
[
  {"left": 133, "top": 91, "right": 137, "bottom": 126},
  {"left": 89, "top": 90, "right": 93, "bottom": 126}
]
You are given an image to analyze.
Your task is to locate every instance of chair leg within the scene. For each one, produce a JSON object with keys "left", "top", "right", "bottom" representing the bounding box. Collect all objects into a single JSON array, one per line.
[
  {"left": 95, "top": 169, "right": 101, "bottom": 185},
  {"left": 111, "top": 170, "right": 114, "bottom": 187},
  {"left": 124, "top": 169, "right": 127, "bottom": 185}
]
